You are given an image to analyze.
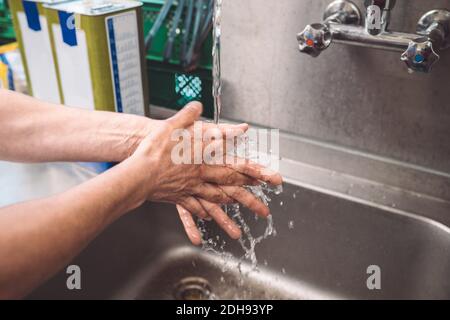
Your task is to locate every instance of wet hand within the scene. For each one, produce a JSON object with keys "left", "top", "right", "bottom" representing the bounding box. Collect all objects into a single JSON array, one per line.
[{"left": 129, "top": 102, "right": 282, "bottom": 245}]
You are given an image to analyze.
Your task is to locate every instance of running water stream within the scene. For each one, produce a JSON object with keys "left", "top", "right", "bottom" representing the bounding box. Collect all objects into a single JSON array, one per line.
[
  {"left": 212, "top": 0, "right": 222, "bottom": 124},
  {"left": 199, "top": 0, "right": 282, "bottom": 271}
]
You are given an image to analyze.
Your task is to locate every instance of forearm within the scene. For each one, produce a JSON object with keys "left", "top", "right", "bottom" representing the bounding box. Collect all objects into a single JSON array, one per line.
[
  {"left": 0, "top": 159, "right": 147, "bottom": 299},
  {"left": 0, "top": 89, "right": 152, "bottom": 162}
]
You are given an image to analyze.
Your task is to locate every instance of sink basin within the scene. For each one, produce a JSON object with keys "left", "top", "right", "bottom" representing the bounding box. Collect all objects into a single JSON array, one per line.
[{"left": 26, "top": 182, "right": 450, "bottom": 300}]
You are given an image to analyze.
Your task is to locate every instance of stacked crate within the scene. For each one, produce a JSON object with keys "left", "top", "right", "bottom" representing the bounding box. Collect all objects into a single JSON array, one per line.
[
  {"left": 142, "top": 0, "right": 214, "bottom": 118},
  {"left": 0, "top": 0, "right": 15, "bottom": 43}
]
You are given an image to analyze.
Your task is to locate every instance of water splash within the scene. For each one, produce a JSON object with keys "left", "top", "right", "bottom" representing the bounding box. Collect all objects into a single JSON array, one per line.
[
  {"left": 212, "top": 0, "right": 222, "bottom": 124},
  {"left": 199, "top": 0, "right": 282, "bottom": 272},
  {"left": 288, "top": 220, "right": 294, "bottom": 230}
]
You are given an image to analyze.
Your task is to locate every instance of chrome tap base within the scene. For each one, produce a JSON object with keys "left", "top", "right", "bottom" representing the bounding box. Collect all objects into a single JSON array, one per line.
[{"left": 323, "top": 0, "right": 361, "bottom": 25}]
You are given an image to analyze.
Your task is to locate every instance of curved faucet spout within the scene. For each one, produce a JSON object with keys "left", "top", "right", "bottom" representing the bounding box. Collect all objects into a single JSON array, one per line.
[{"left": 364, "top": 0, "right": 396, "bottom": 35}]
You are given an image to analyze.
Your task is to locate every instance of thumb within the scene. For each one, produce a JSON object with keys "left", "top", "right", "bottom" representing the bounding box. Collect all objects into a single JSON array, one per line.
[{"left": 168, "top": 101, "right": 203, "bottom": 128}]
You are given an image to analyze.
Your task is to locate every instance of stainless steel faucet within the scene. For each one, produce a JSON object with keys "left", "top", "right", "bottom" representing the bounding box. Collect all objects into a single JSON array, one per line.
[
  {"left": 297, "top": 0, "right": 450, "bottom": 73},
  {"left": 364, "top": 0, "right": 396, "bottom": 35}
]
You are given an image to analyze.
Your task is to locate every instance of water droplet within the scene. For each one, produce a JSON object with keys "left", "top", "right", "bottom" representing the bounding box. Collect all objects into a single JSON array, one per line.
[
  {"left": 280, "top": 201, "right": 283, "bottom": 206},
  {"left": 273, "top": 184, "right": 283, "bottom": 195},
  {"left": 201, "top": 4, "right": 283, "bottom": 268}
]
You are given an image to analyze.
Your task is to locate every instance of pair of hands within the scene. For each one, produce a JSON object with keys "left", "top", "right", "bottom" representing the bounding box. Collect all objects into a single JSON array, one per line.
[{"left": 128, "top": 102, "right": 282, "bottom": 245}]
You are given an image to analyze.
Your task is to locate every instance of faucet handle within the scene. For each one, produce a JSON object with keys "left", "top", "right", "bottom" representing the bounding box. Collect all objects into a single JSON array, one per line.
[
  {"left": 297, "top": 23, "right": 332, "bottom": 58},
  {"left": 401, "top": 37, "right": 440, "bottom": 73}
]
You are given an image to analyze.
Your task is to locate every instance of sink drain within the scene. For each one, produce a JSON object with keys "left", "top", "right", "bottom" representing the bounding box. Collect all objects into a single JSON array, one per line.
[{"left": 173, "top": 277, "right": 213, "bottom": 300}]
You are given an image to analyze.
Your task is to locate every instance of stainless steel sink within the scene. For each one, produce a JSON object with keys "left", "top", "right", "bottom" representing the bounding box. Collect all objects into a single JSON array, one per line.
[{"left": 26, "top": 182, "right": 450, "bottom": 300}]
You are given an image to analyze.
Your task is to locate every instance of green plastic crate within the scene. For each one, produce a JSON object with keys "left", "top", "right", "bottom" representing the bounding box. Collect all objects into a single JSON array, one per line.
[
  {"left": 142, "top": 0, "right": 212, "bottom": 68},
  {"left": 142, "top": 0, "right": 214, "bottom": 118},
  {"left": 148, "top": 60, "right": 213, "bottom": 119},
  {"left": 0, "top": 0, "right": 15, "bottom": 42}
]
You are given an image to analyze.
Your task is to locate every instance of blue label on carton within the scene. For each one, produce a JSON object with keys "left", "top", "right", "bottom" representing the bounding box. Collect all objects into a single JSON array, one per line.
[
  {"left": 22, "top": 0, "right": 41, "bottom": 31},
  {"left": 0, "top": 55, "right": 15, "bottom": 90},
  {"left": 106, "top": 18, "right": 123, "bottom": 113},
  {"left": 58, "top": 11, "right": 77, "bottom": 46}
]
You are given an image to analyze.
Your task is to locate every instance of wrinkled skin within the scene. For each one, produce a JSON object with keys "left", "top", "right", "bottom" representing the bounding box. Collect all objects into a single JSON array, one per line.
[{"left": 130, "top": 102, "right": 283, "bottom": 245}]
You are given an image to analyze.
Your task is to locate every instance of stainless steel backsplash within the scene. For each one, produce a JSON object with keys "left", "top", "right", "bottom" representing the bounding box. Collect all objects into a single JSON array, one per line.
[{"left": 221, "top": 0, "right": 450, "bottom": 174}]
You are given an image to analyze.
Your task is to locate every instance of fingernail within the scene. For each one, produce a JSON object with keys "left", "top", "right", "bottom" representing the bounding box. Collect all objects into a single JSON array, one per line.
[
  {"left": 233, "top": 230, "right": 242, "bottom": 240},
  {"left": 232, "top": 123, "right": 248, "bottom": 130},
  {"left": 186, "top": 101, "right": 203, "bottom": 112},
  {"left": 260, "top": 167, "right": 276, "bottom": 176}
]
